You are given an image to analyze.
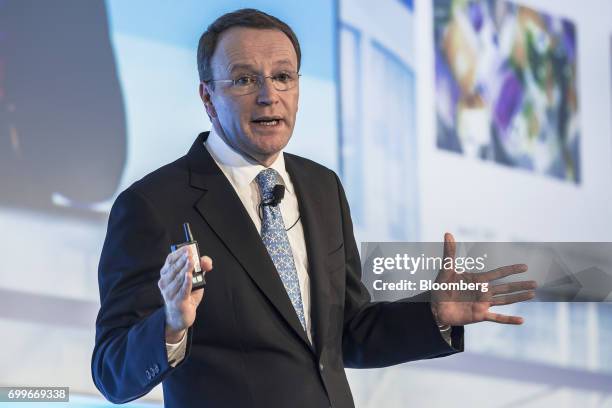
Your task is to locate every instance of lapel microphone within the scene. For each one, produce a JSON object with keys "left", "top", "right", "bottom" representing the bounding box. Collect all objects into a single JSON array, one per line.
[
  {"left": 258, "top": 184, "right": 300, "bottom": 231},
  {"left": 270, "top": 184, "right": 285, "bottom": 206},
  {"left": 261, "top": 184, "right": 285, "bottom": 207}
]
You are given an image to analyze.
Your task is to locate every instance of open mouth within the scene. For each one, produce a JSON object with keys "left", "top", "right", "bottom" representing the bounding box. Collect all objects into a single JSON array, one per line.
[{"left": 251, "top": 117, "right": 283, "bottom": 127}]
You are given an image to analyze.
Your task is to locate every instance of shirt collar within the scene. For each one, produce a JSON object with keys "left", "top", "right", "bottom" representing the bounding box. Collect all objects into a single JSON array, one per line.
[{"left": 204, "top": 126, "right": 293, "bottom": 194}]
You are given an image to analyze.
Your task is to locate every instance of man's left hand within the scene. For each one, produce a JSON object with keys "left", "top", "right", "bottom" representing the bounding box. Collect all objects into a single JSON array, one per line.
[{"left": 431, "top": 232, "right": 537, "bottom": 327}]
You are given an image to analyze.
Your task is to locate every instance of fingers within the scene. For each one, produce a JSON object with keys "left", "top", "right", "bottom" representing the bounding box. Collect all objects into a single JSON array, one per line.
[
  {"left": 437, "top": 233, "right": 456, "bottom": 280},
  {"left": 159, "top": 249, "right": 189, "bottom": 289},
  {"left": 480, "top": 263, "right": 528, "bottom": 282},
  {"left": 442, "top": 232, "right": 456, "bottom": 268},
  {"left": 491, "top": 290, "right": 536, "bottom": 306},
  {"left": 161, "top": 246, "right": 189, "bottom": 277},
  {"left": 485, "top": 312, "right": 524, "bottom": 325},
  {"left": 491, "top": 280, "right": 537, "bottom": 295},
  {"left": 159, "top": 246, "right": 193, "bottom": 299},
  {"left": 167, "top": 255, "right": 194, "bottom": 299},
  {"left": 166, "top": 246, "right": 189, "bottom": 266},
  {"left": 177, "top": 263, "right": 194, "bottom": 299}
]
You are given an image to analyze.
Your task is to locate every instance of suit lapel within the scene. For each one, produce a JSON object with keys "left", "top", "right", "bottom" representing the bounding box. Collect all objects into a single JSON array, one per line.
[
  {"left": 186, "top": 132, "right": 313, "bottom": 351},
  {"left": 285, "top": 154, "right": 330, "bottom": 359}
]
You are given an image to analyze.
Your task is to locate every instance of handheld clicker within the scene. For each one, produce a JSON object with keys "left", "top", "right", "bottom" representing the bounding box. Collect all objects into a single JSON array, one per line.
[{"left": 170, "top": 222, "right": 206, "bottom": 290}]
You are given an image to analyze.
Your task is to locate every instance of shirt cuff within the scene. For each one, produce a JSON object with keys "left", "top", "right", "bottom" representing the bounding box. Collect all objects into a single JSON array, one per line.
[
  {"left": 438, "top": 324, "right": 452, "bottom": 345},
  {"left": 165, "top": 330, "right": 187, "bottom": 367}
]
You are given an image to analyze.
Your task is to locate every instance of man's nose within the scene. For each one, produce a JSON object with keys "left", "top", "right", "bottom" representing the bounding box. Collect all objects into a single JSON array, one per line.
[{"left": 256, "top": 77, "right": 279, "bottom": 105}]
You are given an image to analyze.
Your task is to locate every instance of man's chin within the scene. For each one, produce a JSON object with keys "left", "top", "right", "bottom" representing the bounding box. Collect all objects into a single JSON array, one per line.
[
  {"left": 248, "top": 139, "right": 290, "bottom": 162},
  {"left": 250, "top": 133, "right": 291, "bottom": 151}
]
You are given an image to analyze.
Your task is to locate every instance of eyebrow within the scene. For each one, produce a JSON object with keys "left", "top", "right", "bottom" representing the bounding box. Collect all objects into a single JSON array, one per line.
[{"left": 228, "top": 59, "right": 295, "bottom": 73}]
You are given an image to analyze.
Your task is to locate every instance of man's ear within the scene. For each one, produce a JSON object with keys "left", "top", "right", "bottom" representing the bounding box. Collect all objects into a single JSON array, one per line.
[{"left": 199, "top": 82, "right": 217, "bottom": 119}]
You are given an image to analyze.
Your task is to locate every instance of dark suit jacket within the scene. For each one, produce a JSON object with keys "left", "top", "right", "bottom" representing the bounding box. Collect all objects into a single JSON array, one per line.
[{"left": 92, "top": 132, "right": 463, "bottom": 408}]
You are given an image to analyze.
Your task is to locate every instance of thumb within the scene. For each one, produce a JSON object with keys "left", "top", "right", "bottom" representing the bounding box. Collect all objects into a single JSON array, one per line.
[{"left": 200, "top": 255, "right": 213, "bottom": 272}]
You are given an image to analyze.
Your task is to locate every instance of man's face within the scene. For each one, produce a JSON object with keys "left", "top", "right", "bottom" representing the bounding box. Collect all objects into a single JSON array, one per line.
[{"left": 201, "top": 27, "right": 299, "bottom": 165}]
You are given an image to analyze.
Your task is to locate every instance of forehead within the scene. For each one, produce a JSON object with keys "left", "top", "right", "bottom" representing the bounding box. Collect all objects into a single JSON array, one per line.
[{"left": 211, "top": 27, "right": 298, "bottom": 73}]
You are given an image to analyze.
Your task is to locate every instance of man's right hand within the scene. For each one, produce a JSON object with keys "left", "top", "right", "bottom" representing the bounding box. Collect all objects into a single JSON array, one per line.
[{"left": 158, "top": 246, "right": 213, "bottom": 343}]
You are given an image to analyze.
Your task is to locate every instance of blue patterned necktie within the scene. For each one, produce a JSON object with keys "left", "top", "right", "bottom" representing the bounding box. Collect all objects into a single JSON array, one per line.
[{"left": 256, "top": 168, "right": 306, "bottom": 331}]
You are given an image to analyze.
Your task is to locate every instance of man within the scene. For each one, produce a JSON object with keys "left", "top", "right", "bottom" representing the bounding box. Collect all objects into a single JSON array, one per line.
[{"left": 92, "top": 9, "right": 536, "bottom": 408}]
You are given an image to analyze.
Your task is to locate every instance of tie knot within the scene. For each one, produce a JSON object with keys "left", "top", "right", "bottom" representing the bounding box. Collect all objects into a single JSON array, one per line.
[{"left": 256, "top": 168, "right": 280, "bottom": 198}]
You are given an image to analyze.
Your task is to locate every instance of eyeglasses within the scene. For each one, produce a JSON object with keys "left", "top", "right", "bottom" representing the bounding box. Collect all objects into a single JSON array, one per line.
[{"left": 206, "top": 71, "right": 301, "bottom": 96}]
